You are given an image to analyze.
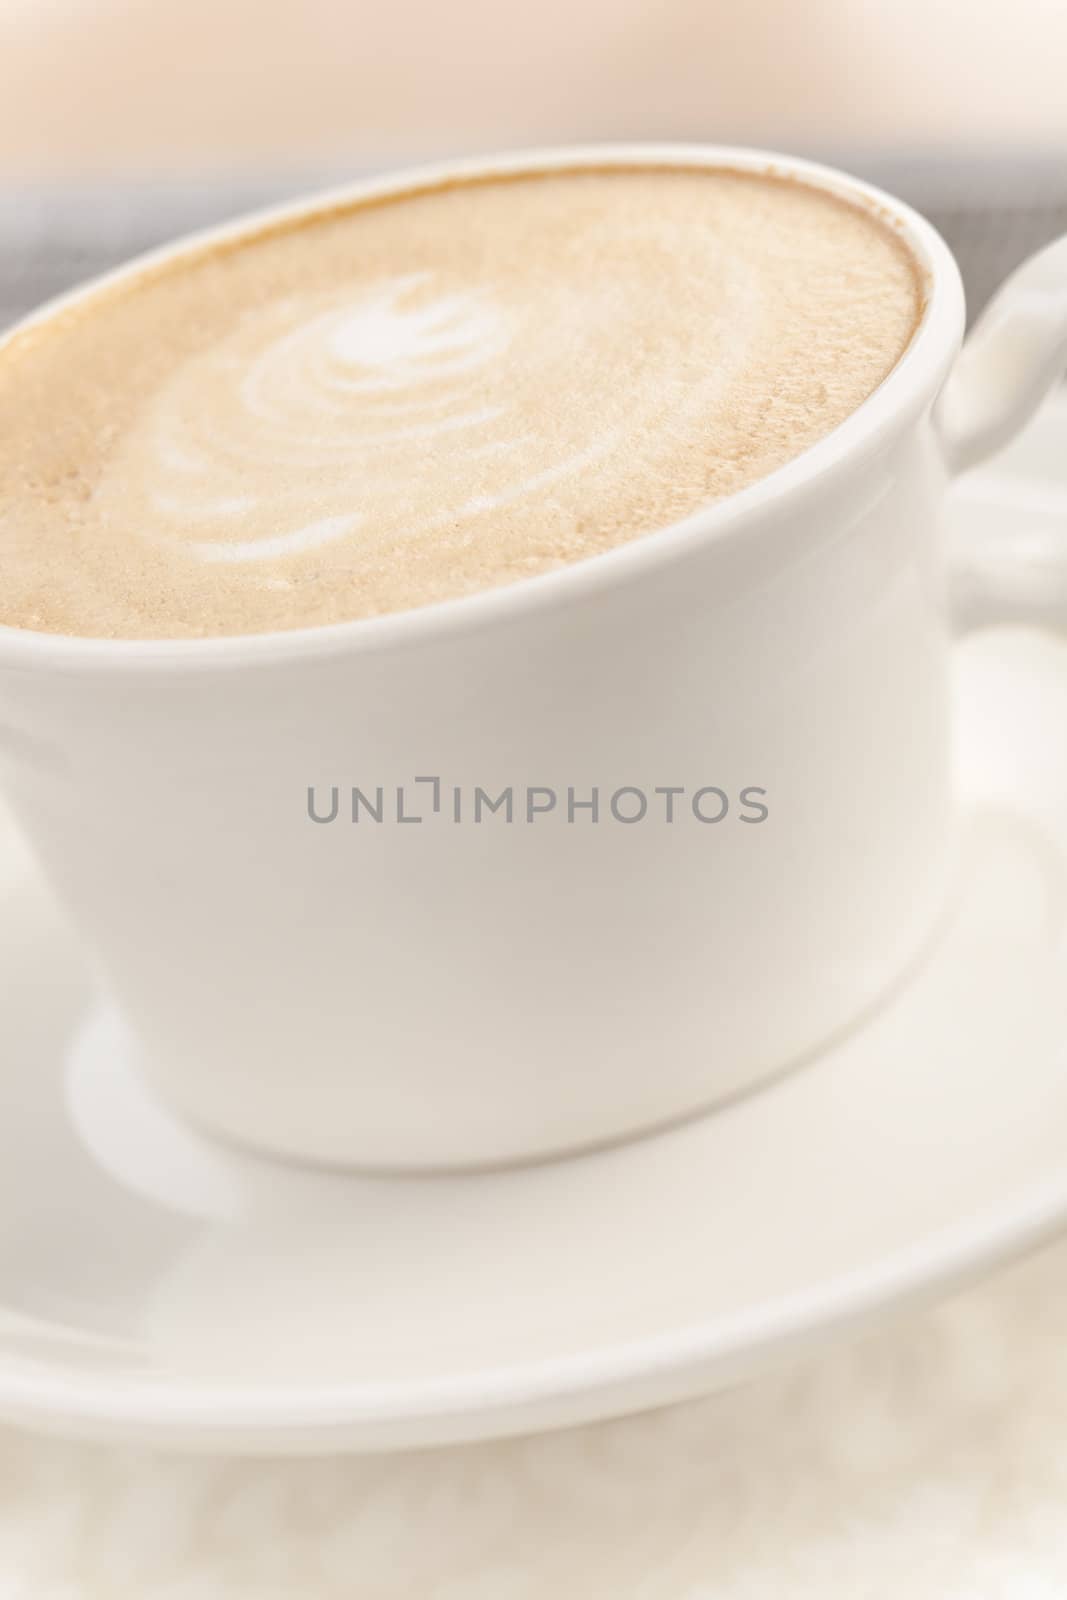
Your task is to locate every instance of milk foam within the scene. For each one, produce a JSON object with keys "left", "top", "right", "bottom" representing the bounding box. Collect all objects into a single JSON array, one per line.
[
  {"left": 123, "top": 273, "right": 614, "bottom": 565},
  {"left": 0, "top": 169, "right": 922, "bottom": 638},
  {"left": 96, "top": 253, "right": 757, "bottom": 579}
]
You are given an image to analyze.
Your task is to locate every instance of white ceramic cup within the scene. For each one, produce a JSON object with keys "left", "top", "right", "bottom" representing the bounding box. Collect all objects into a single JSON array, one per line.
[{"left": 2, "top": 146, "right": 1066, "bottom": 1171}]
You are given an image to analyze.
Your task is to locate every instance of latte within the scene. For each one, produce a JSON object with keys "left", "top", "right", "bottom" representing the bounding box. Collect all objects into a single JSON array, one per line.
[{"left": 0, "top": 167, "right": 923, "bottom": 639}]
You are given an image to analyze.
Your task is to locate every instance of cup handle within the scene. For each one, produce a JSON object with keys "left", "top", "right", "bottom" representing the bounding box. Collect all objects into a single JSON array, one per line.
[{"left": 936, "top": 233, "right": 1067, "bottom": 631}]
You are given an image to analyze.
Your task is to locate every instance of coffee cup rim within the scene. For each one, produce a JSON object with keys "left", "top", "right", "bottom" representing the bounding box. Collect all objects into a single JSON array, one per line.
[{"left": 0, "top": 142, "right": 965, "bottom": 674}]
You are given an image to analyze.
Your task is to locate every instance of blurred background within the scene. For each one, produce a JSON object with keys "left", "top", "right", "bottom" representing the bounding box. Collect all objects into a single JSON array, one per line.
[{"left": 1, "top": 0, "right": 1067, "bottom": 327}]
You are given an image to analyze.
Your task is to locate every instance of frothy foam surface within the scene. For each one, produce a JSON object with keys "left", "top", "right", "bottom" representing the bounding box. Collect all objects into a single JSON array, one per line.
[{"left": 0, "top": 168, "right": 923, "bottom": 639}]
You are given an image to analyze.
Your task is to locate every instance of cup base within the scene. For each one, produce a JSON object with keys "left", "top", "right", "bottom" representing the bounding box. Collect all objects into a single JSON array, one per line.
[{"left": 76, "top": 860, "right": 955, "bottom": 1182}]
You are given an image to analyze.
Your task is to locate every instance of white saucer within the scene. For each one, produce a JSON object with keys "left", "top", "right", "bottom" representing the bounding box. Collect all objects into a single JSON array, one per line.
[
  {"left": 3, "top": 412, "right": 1067, "bottom": 1454},
  {"left": 0, "top": 624, "right": 1064, "bottom": 1454}
]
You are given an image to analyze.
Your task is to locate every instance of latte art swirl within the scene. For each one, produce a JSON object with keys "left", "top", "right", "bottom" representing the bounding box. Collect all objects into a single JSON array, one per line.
[
  {"left": 0, "top": 168, "right": 923, "bottom": 637},
  {"left": 135, "top": 274, "right": 533, "bottom": 562},
  {"left": 105, "top": 256, "right": 759, "bottom": 574}
]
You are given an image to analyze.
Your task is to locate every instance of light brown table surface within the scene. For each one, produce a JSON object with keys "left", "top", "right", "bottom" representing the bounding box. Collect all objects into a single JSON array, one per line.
[{"left": 2, "top": 0, "right": 1066, "bottom": 179}]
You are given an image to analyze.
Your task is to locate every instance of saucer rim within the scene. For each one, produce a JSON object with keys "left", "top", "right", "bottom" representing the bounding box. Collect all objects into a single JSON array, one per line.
[{"left": 3, "top": 1166, "right": 1066, "bottom": 1451}]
